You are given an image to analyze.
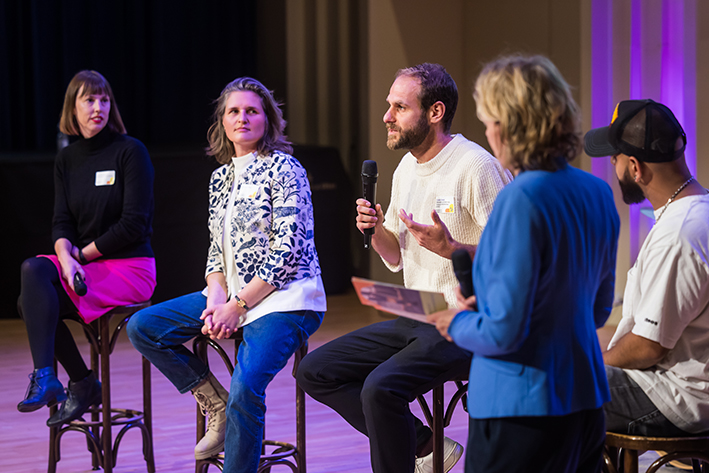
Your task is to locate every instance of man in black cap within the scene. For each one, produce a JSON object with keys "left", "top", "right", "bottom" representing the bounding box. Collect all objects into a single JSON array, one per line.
[{"left": 585, "top": 99, "right": 709, "bottom": 436}]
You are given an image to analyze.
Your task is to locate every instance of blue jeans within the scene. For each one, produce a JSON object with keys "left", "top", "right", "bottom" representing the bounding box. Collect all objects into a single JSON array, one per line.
[{"left": 126, "top": 291, "right": 323, "bottom": 473}]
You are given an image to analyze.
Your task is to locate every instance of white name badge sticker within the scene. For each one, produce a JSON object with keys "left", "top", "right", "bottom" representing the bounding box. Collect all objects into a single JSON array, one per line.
[
  {"left": 434, "top": 196, "right": 455, "bottom": 214},
  {"left": 95, "top": 170, "right": 116, "bottom": 186},
  {"left": 238, "top": 184, "right": 259, "bottom": 199}
]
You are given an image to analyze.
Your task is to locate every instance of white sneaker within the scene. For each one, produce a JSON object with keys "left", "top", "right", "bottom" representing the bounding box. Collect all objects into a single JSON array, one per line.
[{"left": 414, "top": 437, "right": 463, "bottom": 473}]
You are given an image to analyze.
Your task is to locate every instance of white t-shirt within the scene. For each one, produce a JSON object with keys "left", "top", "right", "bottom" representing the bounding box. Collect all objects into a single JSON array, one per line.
[
  {"left": 608, "top": 193, "right": 709, "bottom": 433},
  {"left": 203, "top": 153, "right": 326, "bottom": 327}
]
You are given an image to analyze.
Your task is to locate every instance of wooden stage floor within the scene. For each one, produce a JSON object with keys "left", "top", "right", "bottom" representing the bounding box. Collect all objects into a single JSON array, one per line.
[
  {"left": 1, "top": 291, "right": 471, "bottom": 473},
  {"left": 2, "top": 291, "right": 672, "bottom": 472}
]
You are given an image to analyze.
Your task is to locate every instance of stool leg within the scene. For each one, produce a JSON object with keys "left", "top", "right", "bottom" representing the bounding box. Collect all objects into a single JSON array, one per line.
[
  {"left": 622, "top": 448, "right": 639, "bottom": 473},
  {"left": 48, "top": 358, "right": 59, "bottom": 473},
  {"left": 194, "top": 337, "right": 208, "bottom": 444},
  {"left": 100, "top": 316, "right": 113, "bottom": 473},
  {"left": 432, "top": 384, "right": 444, "bottom": 473},
  {"left": 295, "top": 345, "right": 307, "bottom": 473},
  {"left": 88, "top": 322, "right": 101, "bottom": 470},
  {"left": 143, "top": 355, "right": 156, "bottom": 472}
]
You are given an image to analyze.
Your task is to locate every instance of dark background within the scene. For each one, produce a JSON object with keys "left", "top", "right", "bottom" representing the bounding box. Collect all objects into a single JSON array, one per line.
[{"left": 0, "top": 0, "right": 353, "bottom": 318}]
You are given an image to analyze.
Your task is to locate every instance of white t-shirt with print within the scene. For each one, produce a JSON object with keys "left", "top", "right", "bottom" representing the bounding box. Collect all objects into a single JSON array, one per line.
[{"left": 608, "top": 193, "right": 709, "bottom": 433}]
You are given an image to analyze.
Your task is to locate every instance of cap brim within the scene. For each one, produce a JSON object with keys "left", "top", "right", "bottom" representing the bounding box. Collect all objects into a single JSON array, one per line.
[{"left": 583, "top": 126, "right": 617, "bottom": 157}]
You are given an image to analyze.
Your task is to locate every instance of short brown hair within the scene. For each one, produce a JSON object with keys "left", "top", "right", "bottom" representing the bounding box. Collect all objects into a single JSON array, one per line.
[
  {"left": 59, "top": 70, "right": 126, "bottom": 136},
  {"left": 396, "top": 63, "right": 458, "bottom": 133},
  {"left": 474, "top": 55, "right": 580, "bottom": 172},
  {"left": 206, "top": 77, "right": 292, "bottom": 164}
]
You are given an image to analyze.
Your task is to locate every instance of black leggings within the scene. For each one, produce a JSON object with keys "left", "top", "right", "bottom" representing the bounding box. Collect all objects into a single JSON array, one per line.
[{"left": 19, "top": 257, "right": 90, "bottom": 382}]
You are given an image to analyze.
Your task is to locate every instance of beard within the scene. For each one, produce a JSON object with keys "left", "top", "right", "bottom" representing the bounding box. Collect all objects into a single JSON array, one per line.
[
  {"left": 618, "top": 167, "right": 646, "bottom": 204},
  {"left": 386, "top": 112, "right": 430, "bottom": 150}
]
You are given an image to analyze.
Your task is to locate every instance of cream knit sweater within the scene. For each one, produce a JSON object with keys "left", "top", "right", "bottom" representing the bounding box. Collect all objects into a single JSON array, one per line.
[{"left": 381, "top": 134, "right": 511, "bottom": 307}]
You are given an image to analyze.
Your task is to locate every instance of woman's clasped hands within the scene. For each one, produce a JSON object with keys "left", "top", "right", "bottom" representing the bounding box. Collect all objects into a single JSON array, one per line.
[{"left": 201, "top": 300, "right": 246, "bottom": 340}]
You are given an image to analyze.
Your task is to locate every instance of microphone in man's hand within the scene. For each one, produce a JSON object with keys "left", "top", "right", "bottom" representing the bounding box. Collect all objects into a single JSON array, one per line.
[
  {"left": 361, "top": 160, "right": 378, "bottom": 249},
  {"left": 451, "top": 249, "right": 474, "bottom": 298},
  {"left": 73, "top": 272, "right": 87, "bottom": 297}
]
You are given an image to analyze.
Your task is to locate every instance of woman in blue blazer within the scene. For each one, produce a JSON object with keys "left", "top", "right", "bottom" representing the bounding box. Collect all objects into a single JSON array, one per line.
[{"left": 429, "top": 55, "right": 620, "bottom": 473}]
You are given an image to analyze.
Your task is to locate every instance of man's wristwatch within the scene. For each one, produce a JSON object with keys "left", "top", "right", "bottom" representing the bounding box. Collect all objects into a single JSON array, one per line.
[{"left": 234, "top": 294, "right": 250, "bottom": 311}]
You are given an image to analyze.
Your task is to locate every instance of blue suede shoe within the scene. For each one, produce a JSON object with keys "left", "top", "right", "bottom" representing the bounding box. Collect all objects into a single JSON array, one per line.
[{"left": 17, "top": 367, "right": 67, "bottom": 413}]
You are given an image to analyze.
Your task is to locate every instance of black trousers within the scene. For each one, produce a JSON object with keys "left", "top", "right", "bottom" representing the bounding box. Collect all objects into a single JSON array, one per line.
[
  {"left": 296, "top": 317, "right": 472, "bottom": 473},
  {"left": 466, "top": 408, "right": 606, "bottom": 473},
  {"left": 19, "top": 256, "right": 88, "bottom": 381}
]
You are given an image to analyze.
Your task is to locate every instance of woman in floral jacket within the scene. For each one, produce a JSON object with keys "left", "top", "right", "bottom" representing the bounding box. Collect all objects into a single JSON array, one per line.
[{"left": 127, "top": 77, "right": 326, "bottom": 473}]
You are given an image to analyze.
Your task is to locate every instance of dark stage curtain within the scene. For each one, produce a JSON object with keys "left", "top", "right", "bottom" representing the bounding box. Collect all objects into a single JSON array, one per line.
[
  {"left": 0, "top": 0, "right": 258, "bottom": 153},
  {"left": 0, "top": 0, "right": 289, "bottom": 318}
]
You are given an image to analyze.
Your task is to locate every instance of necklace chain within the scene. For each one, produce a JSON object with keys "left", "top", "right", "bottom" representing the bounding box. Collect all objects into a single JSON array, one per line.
[{"left": 655, "top": 176, "right": 694, "bottom": 223}]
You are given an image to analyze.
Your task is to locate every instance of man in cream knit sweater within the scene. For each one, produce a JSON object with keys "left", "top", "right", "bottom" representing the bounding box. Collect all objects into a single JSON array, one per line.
[{"left": 297, "top": 63, "right": 510, "bottom": 473}]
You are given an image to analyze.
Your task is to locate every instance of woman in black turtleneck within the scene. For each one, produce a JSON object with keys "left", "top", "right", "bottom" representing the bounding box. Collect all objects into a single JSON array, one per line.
[{"left": 17, "top": 70, "right": 156, "bottom": 428}]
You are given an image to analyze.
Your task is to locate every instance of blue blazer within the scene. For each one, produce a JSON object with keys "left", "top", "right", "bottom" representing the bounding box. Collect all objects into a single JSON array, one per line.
[{"left": 449, "top": 164, "right": 619, "bottom": 418}]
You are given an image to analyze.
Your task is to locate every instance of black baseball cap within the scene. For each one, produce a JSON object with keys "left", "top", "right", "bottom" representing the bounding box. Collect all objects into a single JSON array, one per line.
[{"left": 584, "top": 99, "right": 686, "bottom": 162}]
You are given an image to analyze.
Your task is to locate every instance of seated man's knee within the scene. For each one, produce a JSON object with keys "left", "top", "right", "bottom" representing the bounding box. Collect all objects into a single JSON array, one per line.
[
  {"left": 360, "top": 372, "right": 396, "bottom": 407},
  {"left": 295, "top": 353, "right": 319, "bottom": 391}
]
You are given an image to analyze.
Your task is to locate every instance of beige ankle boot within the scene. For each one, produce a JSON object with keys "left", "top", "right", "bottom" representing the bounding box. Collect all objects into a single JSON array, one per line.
[{"left": 193, "top": 373, "right": 229, "bottom": 460}]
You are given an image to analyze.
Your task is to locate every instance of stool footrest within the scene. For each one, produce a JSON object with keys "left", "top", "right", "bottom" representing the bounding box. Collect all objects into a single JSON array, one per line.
[
  {"left": 68, "top": 407, "right": 145, "bottom": 427},
  {"left": 195, "top": 440, "right": 300, "bottom": 473},
  {"left": 261, "top": 439, "right": 297, "bottom": 462}
]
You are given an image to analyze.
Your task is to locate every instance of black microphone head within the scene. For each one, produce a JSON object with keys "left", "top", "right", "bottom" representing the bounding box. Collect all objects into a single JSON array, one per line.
[
  {"left": 452, "top": 248, "right": 474, "bottom": 298},
  {"left": 73, "top": 272, "right": 87, "bottom": 297},
  {"left": 452, "top": 249, "right": 472, "bottom": 272},
  {"left": 362, "top": 160, "right": 378, "bottom": 180}
]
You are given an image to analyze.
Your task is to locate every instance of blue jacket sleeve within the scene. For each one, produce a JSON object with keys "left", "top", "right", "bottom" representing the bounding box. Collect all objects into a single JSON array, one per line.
[{"left": 449, "top": 189, "right": 543, "bottom": 356}]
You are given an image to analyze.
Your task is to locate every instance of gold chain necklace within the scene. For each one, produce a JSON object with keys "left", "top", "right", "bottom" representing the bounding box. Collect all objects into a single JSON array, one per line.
[{"left": 655, "top": 176, "right": 694, "bottom": 223}]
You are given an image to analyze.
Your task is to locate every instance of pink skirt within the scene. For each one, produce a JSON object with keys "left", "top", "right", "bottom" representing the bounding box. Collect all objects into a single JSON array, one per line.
[{"left": 39, "top": 255, "right": 157, "bottom": 323}]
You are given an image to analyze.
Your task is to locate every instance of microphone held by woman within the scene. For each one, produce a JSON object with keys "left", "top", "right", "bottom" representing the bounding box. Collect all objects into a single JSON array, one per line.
[{"left": 73, "top": 272, "right": 87, "bottom": 296}]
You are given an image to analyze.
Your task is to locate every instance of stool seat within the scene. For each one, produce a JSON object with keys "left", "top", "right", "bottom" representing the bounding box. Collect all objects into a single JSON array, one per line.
[
  {"left": 192, "top": 332, "right": 308, "bottom": 473},
  {"left": 49, "top": 301, "right": 155, "bottom": 473},
  {"left": 603, "top": 431, "right": 709, "bottom": 473}
]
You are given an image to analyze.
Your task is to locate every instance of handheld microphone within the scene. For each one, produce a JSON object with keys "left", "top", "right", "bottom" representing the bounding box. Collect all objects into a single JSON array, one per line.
[
  {"left": 74, "top": 272, "right": 87, "bottom": 297},
  {"left": 361, "top": 160, "right": 378, "bottom": 249},
  {"left": 451, "top": 249, "right": 474, "bottom": 298}
]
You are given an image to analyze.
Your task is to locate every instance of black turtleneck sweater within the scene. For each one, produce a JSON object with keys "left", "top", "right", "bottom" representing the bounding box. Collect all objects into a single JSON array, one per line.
[{"left": 52, "top": 127, "right": 155, "bottom": 259}]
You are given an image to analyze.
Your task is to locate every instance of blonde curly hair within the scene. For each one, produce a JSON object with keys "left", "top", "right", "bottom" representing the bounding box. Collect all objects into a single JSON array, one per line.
[{"left": 474, "top": 55, "right": 580, "bottom": 172}]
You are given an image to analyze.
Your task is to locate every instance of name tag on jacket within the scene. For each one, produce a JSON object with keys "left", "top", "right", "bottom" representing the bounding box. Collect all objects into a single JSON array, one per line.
[{"left": 239, "top": 184, "right": 259, "bottom": 199}]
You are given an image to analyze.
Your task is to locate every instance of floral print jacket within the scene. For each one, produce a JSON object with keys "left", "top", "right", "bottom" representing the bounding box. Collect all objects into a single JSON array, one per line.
[{"left": 205, "top": 151, "right": 321, "bottom": 290}]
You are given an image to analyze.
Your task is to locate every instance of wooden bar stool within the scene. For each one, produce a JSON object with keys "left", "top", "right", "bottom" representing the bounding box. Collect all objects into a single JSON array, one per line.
[
  {"left": 603, "top": 432, "right": 709, "bottom": 473},
  {"left": 192, "top": 331, "right": 308, "bottom": 473},
  {"left": 48, "top": 301, "right": 155, "bottom": 473},
  {"left": 416, "top": 377, "right": 469, "bottom": 473}
]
